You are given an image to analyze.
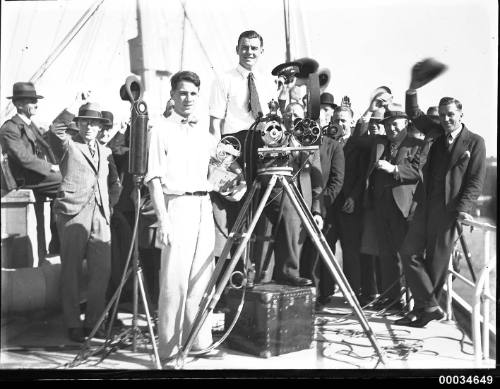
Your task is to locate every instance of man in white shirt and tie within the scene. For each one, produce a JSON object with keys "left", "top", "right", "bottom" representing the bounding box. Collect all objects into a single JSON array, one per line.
[
  {"left": 146, "top": 70, "right": 221, "bottom": 366},
  {"left": 209, "top": 30, "right": 277, "bottom": 260}
]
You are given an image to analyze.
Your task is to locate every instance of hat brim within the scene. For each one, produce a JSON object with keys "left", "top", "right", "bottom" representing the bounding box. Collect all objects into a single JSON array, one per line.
[
  {"left": 74, "top": 116, "right": 108, "bottom": 123},
  {"left": 271, "top": 61, "right": 302, "bottom": 76},
  {"left": 380, "top": 114, "right": 408, "bottom": 123},
  {"left": 7, "top": 94, "right": 44, "bottom": 100}
]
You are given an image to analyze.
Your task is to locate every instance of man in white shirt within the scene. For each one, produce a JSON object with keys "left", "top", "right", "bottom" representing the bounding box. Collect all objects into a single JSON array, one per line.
[
  {"left": 145, "top": 71, "right": 220, "bottom": 366},
  {"left": 209, "top": 30, "right": 277, "bottom": 260}
]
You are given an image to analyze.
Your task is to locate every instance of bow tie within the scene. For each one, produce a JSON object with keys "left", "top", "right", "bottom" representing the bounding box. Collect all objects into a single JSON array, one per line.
[{"left": 181, "top": 116, "right": 198, "bottom": 126}]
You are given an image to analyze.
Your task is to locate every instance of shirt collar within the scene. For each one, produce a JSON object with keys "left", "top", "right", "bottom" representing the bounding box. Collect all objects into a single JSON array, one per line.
[
  {"left": 236, "top": 64, "right": 253, "bottom": 79},
  {"left": 169, "top": 110, "right": 198, "bottom": 125},
  {"left": 448, "top": 126, "right": 462, "bottom": 142},
  {"left": 16, "top": 113, "right": 31, "bottom": 126}
]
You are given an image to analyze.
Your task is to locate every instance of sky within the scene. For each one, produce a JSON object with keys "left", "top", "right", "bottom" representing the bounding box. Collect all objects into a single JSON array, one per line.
[{"left": 0, "top": 0, "right": 497, "bottom": 157}]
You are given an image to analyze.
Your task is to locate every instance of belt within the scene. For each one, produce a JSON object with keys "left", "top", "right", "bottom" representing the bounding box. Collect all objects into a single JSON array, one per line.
[{"left": 183, "top": 191, "right": 208, "bottom": 196}]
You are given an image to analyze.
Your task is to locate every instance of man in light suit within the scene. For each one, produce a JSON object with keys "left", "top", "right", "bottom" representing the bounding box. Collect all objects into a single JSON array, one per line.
[
  {"left": 355, "top": 103, "right": 425, "bottom": 310},
  {"left": 396, "top": 89, "right": 486, "bottom": 328},
  {"left": 48, "top": 102, "right": 121, "bottom": 343}
]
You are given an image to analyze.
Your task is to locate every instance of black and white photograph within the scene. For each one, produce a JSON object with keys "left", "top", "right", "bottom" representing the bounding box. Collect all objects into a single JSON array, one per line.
[{"left": 0, "top": 0, "right": 497, "bottom": 380}]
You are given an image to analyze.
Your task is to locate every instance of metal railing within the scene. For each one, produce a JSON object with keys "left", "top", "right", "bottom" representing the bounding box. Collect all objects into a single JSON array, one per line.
[{"left": 445, "top": 219, "right": 496, "bottom": 364}]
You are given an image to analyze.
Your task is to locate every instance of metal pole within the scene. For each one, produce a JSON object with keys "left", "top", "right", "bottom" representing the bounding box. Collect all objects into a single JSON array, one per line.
[
  {"left": 482, "top": 230, "right": 490, "bottom": 360},
  {"left": 445, "top": 254, "right": 454, "bottom": 321}
]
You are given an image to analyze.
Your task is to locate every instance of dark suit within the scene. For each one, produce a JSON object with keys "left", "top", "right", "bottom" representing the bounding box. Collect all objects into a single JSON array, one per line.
[
  {"left": 301, "top": 137, "right": 344, "bottom": 298},
  {"left": 400, "top": 91, "right": 486, "bottom": 309},
  {"left": 353, "top": 127, "right": 425, "bottom": 301},
  {"left": 322, "top": 137, "right": 369, "bottom": 296},
  {"left": 48, "top": 120, "right": 121, "bottom": 330},
  {"left": 259, "top": 148, "right": 323, "bottom": 282},
  {"left": 0, "top": 114, "right": 62, "bottom": 258}
]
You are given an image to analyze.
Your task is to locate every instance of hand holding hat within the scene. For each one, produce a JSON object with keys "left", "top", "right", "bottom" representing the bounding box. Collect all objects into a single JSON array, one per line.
[
  {"left": 410, "top": 58, "right": 448, "bottom": 89},
  {"left": 369, "top": 90, "right": 393, "bottom": 111}
]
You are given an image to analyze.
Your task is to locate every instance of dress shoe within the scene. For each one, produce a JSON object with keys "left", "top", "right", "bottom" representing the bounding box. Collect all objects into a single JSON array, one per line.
[
  {"left": 317, "top": 295, "right": 333, "bottom": 306},
  {"left": 190, "top": 349, "right": 226, "bottom": 359},
  {"left": 276, "top": 275, "right": 313, "bottom": 287},
  {"left": 68, "top": 328, "right": 85, "bottom": 343},
  {"left": 409, "top": 308, "right": 444, "bottom": 328},
  {"left": 393, "top": 309, "right": 423, "bottom": 326},
  {"left": 84, "top": 326, "right": 108, "bottom": 339}
]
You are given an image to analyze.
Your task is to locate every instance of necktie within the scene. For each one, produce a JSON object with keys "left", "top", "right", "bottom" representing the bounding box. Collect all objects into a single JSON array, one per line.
[
  {"left": 248, "top": 72, "right": 262, "bottom": 119},
  {"left": 390, "top": 142, "right": 398, "bottom": 160},
  {"left": 88, "top": 141, "right": 96, "bottom": 159},
  {"left": 447, "top": 133, "right": 454, "bottom": 151}
]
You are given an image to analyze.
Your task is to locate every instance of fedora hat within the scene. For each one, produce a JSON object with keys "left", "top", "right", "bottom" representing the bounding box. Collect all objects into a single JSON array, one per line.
[
  {"left": 74, "top": 102, "right": 108, "bottom": 123},
  {"left": 101, "top": 111, "right": 114, "bottom": 127},
  {"left": 320, "top": 92, "right": 336, "bottom": 108},
  {"left": 380, "top": 103, "right": 408, "bottom": 122},
  {"left": 410, "top": 58, "right": 448, "bottom": 89},
  {"left": 7, "top": 82, "right": 44, "bottom": 100}
]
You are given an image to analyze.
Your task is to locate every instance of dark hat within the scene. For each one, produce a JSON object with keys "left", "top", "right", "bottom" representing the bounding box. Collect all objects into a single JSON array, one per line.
[
  {"left": 7, "top": 82, "right": 44, "bottom": 100},
  {"left": 320, "top": 92, "right": 335, "bottom": 108},
  {"left": 101, "top": 111, "right": 114, "bottom": 127},
  {"left": 294, "top": 57, "right": 319, "bottom": 79},
  {"left": 73, "top": 102, "right": 108, "bottom": 123},
  {"left": 411, "top": 58, "right": 448, "bottom": 89},
  {"left": 271, "top": 61, "right": 301, "bottom": 77},
  {"left": 380, "top": 103, "right": 408, "bottom": 123}
]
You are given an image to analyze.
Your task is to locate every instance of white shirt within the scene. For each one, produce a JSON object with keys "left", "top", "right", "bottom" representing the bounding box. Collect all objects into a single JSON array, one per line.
[
  {"left": 17, "top": 113, "right": 32, "bottom": 126},
  {"left": 209, "top": 64, "right": 276, "bottom": 135},
  {"left": 447, "top": 126, "right": 462, "bottom": 146},
  {"left": 144, "top": 111, "right": 217, "bottom": 195}
]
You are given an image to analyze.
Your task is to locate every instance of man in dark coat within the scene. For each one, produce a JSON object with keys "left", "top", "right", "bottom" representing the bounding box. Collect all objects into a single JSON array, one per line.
[
  {"left": 0, "top": 82, "right": 62, "bottom": 260},
  {"left": 355, "top": 103, "right": 426, "bottom": 310},
  {"left": 396, "top": 89, "right": 486, "bottom": 328},
  {"left": 301, "top": 116, "right": 344, "bottom": 306}
]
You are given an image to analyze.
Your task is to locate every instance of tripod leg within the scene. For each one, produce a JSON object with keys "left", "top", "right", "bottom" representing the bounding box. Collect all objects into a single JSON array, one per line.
[
  {"left": 177, "top": 175, "right": 279, "bottom": 367},
  {"left": 280, "top": 177, "right": 387, "bottom": 365},
  {"left": 137, "top": 267, "right": 162, "bottom": 369},
  {"left": 201, "top": 180, "right": 261, "bottom": 308}
]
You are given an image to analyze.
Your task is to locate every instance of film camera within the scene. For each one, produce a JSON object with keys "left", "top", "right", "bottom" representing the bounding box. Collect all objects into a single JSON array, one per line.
[{"left": 256, "top": 100, "right": 321, "bottom": 162}]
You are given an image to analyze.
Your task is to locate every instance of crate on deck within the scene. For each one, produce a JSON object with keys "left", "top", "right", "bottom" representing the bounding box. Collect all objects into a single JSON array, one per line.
[{"left": 224, "top": 283, "right": 315, "bottom": 358}]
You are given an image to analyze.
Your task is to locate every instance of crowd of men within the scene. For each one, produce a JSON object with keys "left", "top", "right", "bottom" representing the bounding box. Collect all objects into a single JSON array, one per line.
[{"left": 0, "top": 29, "right": 486, "bottom": 367}]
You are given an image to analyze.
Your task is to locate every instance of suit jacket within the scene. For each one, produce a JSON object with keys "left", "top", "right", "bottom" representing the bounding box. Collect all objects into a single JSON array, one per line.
[
  {"left": 353, "top": 130, "right": 425, "bottom": 218},
  {"left": 0, "top": 114, "right": 57, "bottom": 185},
  {"left": 335, "top": 137, "right": 369, "bottom": 211},
  {"left": 319, "top": 137, "right": 345, "bottom": 215},
  {"left": 406, "top": 91, "right": 486, "bottom": 214},
  {"left": 48, "top": 123, "right": 121, "bottom": 223},
  {"left": 296, "top": 148, "right": 323, "bottom": 216}
]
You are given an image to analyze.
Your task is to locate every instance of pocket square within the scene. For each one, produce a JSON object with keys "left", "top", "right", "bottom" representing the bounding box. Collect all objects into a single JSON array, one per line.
[{"left": 463, "top": 150, "right": 471, "bottom": 159}]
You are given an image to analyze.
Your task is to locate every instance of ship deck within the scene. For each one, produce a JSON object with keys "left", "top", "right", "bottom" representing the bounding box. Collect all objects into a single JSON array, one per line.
[{"left": 1, "top": 294, "right": 495, "bottom": 377}]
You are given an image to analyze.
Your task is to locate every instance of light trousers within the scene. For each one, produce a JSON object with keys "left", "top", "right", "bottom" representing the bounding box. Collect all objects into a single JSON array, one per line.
[{"left": 157, "top": 194, "right": 215, "bottom": 360}]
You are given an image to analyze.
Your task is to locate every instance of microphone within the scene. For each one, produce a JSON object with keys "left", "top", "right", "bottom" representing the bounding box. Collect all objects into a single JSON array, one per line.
[{"left": 128, "top": 99, "right": 148, "bottom": 176}]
